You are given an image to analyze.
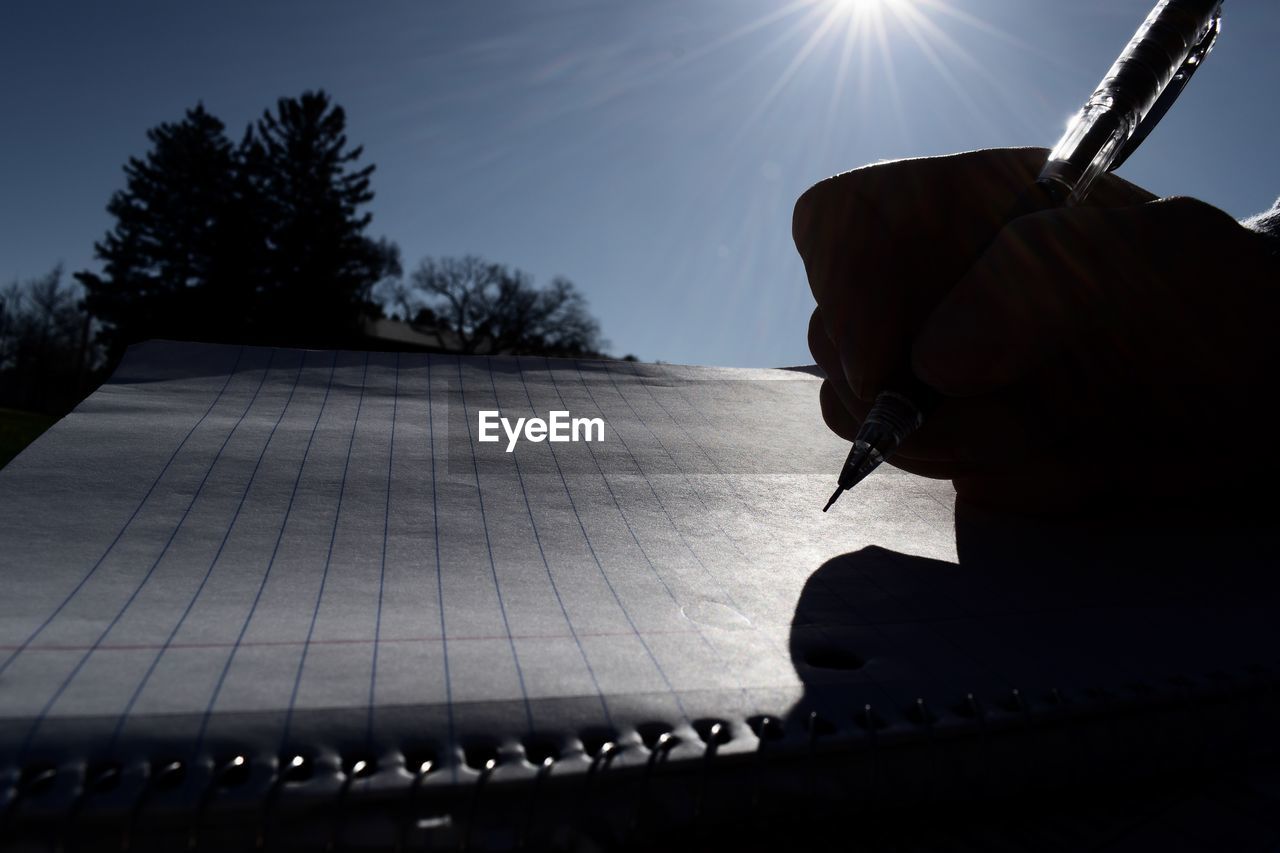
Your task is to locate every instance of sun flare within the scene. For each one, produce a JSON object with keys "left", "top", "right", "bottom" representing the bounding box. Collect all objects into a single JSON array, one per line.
[
  {"left": 830, "top": 0, "right": 908, "bottom": 14},
  {"left": 698, "top": 0, "right": 1027, "bottom": 153}
]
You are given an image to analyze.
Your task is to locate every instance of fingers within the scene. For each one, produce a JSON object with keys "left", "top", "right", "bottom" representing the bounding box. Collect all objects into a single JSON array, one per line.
[
  {"left": 896, "top": 392, "right": 1047, "bottom": 466},
  {"left": 795, "top": 148, "right": 1165, "bottom": 404},
  {"left": 910, "top": 209, "right": 1067, "bottom": 395},
  {"left": 809, "top": 307, "right": 878, "bottom": 432},
  {"left": 1076, "top": 170, "right": 1159, "bottom": 208},
  {"left": 817, "top": 377, "right": 1053, "bottom": 477},
  {"left": 797, "top": 189, "right": 894, "bottom": 400},
  {"left": 799, "top": 150, "right": 1278, "bottom": 513},
  {"left": 911, "top": 203, "right": 1133, "bottom": 396},
  {"left": 808, "top": 308, "right": 858, "bottom": 412},
  {"left": 793, "top": 148, "right": 1052, "bottom": 274},
  {"left": 795, "top": 149, "right": 1053, "bottom": 400},
  {"left": 815, "top": 302, "right": 1053, "bottom": 473},
  {"left": 818, "top": 379, "right": 859, "bottom": 443},
  {"left": 797, "top": 150, "right": 1258, "bottom": 511},
  {"left": 910, "top": 195, "right": 1260, "bottom": 398},
  {"left": 953, "top": 455, "right": 1110, "bottom": 514}
]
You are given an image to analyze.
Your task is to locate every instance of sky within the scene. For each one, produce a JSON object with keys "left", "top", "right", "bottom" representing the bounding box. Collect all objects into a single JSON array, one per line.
[{"left": 2, "top": 0, "right": 1277, "bottom": 367}]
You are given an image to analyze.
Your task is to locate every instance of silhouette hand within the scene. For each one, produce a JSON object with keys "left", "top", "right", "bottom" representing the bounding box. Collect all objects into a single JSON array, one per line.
[{"left": 794, "top": 148, "right": 1280, "bottom": 512}]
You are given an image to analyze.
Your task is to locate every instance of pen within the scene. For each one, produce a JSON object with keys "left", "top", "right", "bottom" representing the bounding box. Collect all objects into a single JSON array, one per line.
[{"left": 824, "top": 0, "right": 1224, "bottom": 512}]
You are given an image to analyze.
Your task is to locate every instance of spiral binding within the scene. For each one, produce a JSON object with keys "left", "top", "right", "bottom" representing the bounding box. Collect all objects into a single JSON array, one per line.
[
  {"left": 5, "top": 670, "right": 1280, "bottom": 851},
  {"left": 1, "top": 763, "right": 56, "bottom": 842},
  {"left": 518, "top": 755, "right": 554, "bottom": 849},
  {"left": 121, "top": 759, "right": 185, "bottom": 851},
  {"left": 330, "top": 755, "right": 374, "bottom": 852},
  {"left": 57, "top": 762, "right": 121, "bottom": 852},
  {"left": 0, "top": 699, "right": 1061, "bottom": 851},
  {"left": 184, "top": 754, "right": 246, "bottom": 850},
  {"left": 629, "top": 729, "right": 676, "bottom": 837},
  {"left": 256, "top": 754, "right": 310, "bottom": 849},
  {"left": 398, "top": 755, "right": 438, "bottom": 852},
  {"left": 694, "top": 721, "right": 726, "bottom": 822}
]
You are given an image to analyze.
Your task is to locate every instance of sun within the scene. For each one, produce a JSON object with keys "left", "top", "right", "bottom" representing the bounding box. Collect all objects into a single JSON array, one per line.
[
  {"left": 829, "top": 0, "right": 908, "bottom": 16},
  {"left": 698, "top": 0, "right": 1021, "bottom": 151}
]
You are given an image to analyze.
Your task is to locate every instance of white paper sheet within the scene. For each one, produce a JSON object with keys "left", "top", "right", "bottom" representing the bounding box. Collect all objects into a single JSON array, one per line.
[{"left": 2, "top": 340, "right": 1276, "bottom": 789}]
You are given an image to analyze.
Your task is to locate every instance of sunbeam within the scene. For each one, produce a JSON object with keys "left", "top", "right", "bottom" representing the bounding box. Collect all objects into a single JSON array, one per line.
[
  {"left": 732, "top": 2, "right": 852, "bottom": 141},
  {"left": 731, "top": 0, "right": 1031, "bottom": 145}
]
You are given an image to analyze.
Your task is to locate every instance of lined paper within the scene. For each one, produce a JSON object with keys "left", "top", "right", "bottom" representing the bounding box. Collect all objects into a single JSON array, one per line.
[{"left": 2, "top": 340, "right": 1277, "bottom": 776}]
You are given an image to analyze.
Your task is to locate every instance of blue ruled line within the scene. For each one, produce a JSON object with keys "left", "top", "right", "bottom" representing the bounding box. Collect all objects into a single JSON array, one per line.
[
  {"left": 573, "top": 359, "right": 743, "bottom": 610},
  {"left": 592, "top": 359, "right": 810, "bottom": 671},
  {"left": 485, "top": 359, "right": 612, "bottom": 728},
  {"left": 106, "top": 351, "right": 306, "bottom": 753},
  {"left": 619, "top": 361, "right": 993, "bottom": 715},
  {"left": 514, "top": 358, "right": 687, "bottom": 720},
  {"left": 279, "top": 352, "right": 371, "bottom": 752},
  {"left": 368, "top": 352, "right": 399, "bottom": 748},
  {"left": 456, "top": 357, "right": 535, "bottom": 735},
  {"left": 0, "top": 345, "right": 247, "bottom": 678},
  {"left": 541, "top": 359, "right": 720, "bottom": 658},
  {"left": 190, "top": 351, "right": 339, "bottom": 759},
  {"left": 427, "top": 356, "right": 458, "bottom": 783},
  {"left": 19, "top": 348, "right": 275, "bottom": 757},
  {"left": 566, "top": 359, "right": 755, "bottom": 709}
]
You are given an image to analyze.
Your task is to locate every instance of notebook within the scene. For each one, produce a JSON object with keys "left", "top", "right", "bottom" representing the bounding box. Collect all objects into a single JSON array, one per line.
[{"left": 2, "top": 340, "right": 1278, "bottom": 850}]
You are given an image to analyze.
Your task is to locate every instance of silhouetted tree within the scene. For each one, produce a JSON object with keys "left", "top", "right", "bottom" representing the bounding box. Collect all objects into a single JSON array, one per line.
[
  {"left": 76, "top": 105, "right": 243, "bottom": 358},
  {"left": 242, "top": 91, "right": 396, "bottom": 343},
  {"left": 0, "top": 266, "right": 98, "bottom": 413},
  {"left": 77, "top": 92, "right": 397, "bottom": 355},
  {"left": 397, "top": 255, "right": 606, "bottom": 356}
]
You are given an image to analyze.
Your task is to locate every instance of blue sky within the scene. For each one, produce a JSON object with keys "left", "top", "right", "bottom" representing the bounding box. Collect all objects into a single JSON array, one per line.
[{"left": 2, "top": 0, "right": 1277, "bottom": 366}]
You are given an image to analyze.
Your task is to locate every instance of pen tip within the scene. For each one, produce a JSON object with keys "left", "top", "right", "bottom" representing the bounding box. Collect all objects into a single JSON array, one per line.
[{"left": 823, "top": 487, "right": 843, "bottom": 513}]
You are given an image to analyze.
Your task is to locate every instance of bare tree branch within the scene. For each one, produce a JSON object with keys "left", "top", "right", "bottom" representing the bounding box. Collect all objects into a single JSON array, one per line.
[{"left": 400, "top": 256, "right": 605, "bottom": 356}]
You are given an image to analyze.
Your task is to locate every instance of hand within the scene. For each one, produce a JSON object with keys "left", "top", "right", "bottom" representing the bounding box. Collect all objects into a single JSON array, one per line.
[{"left": 794, "top": 148, "right": 1280, "bottom": 512}]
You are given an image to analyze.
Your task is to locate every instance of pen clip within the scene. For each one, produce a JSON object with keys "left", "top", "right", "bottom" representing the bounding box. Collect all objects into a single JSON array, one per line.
[{"left": 1109, "top": 3, "right": 1222, "bottom": 172}]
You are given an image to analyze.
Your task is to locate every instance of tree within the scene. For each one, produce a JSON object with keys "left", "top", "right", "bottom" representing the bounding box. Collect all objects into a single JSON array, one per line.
[
  {"left": 0, "top": 266, "right": 97, "bottom": 413},
  {"left": 243, "top": 90, "right": 396, "bottom": 343},
  {"left": 399, "top": 255, "right": 606, "bottom": 356},
  {"left": 77, "top": 92, "right": 397, "bottom": 355},
  {"left": 76, "top": 104, "right": 244, "bottom": 357}
]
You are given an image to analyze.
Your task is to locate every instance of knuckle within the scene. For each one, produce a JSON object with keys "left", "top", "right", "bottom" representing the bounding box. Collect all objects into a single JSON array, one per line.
[
  {"left": 984, "top": 210, "right": 1063, "bottom": 268},
  {"left": 998, "top": 211, "right": 1051, "bottom": 247},
  {"left": 980, "top": 225, "right": 1031, "bottom": 270},
  {"left": 792, "top": 178, "right": 836, "bottom": 253},
  {"left": 807, "top": 309, "right": 826, "bottom": 357},
  {"left": 792, "top": 172, "right": 863, "bottom": 255},
  {"left": 818, "top": 380, "right": 857, "bottom": 437},
  {"left": 1155, "top": 195, "right": 1237, "bottom": 231}
]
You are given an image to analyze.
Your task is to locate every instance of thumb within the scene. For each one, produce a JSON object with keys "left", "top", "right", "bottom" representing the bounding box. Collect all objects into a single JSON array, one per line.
[{"left": 909, "top": 204, "right": 1124, "bottom": 396}]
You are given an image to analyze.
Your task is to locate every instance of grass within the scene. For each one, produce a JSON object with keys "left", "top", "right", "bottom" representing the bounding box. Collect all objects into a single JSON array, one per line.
[{"left": 0, "top": 408, "right": 59, "bottom": 470}]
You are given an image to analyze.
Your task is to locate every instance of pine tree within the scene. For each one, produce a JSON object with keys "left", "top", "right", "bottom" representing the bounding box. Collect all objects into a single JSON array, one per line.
[
  {"left": 78, "top": 93, "right": 396, "bottom": 356},
  {"left": 244, "top": 90, "right": 390, "bottom": 344},
  {"left": 76, "top": 105, "right": 245, "bottom": 356}
]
